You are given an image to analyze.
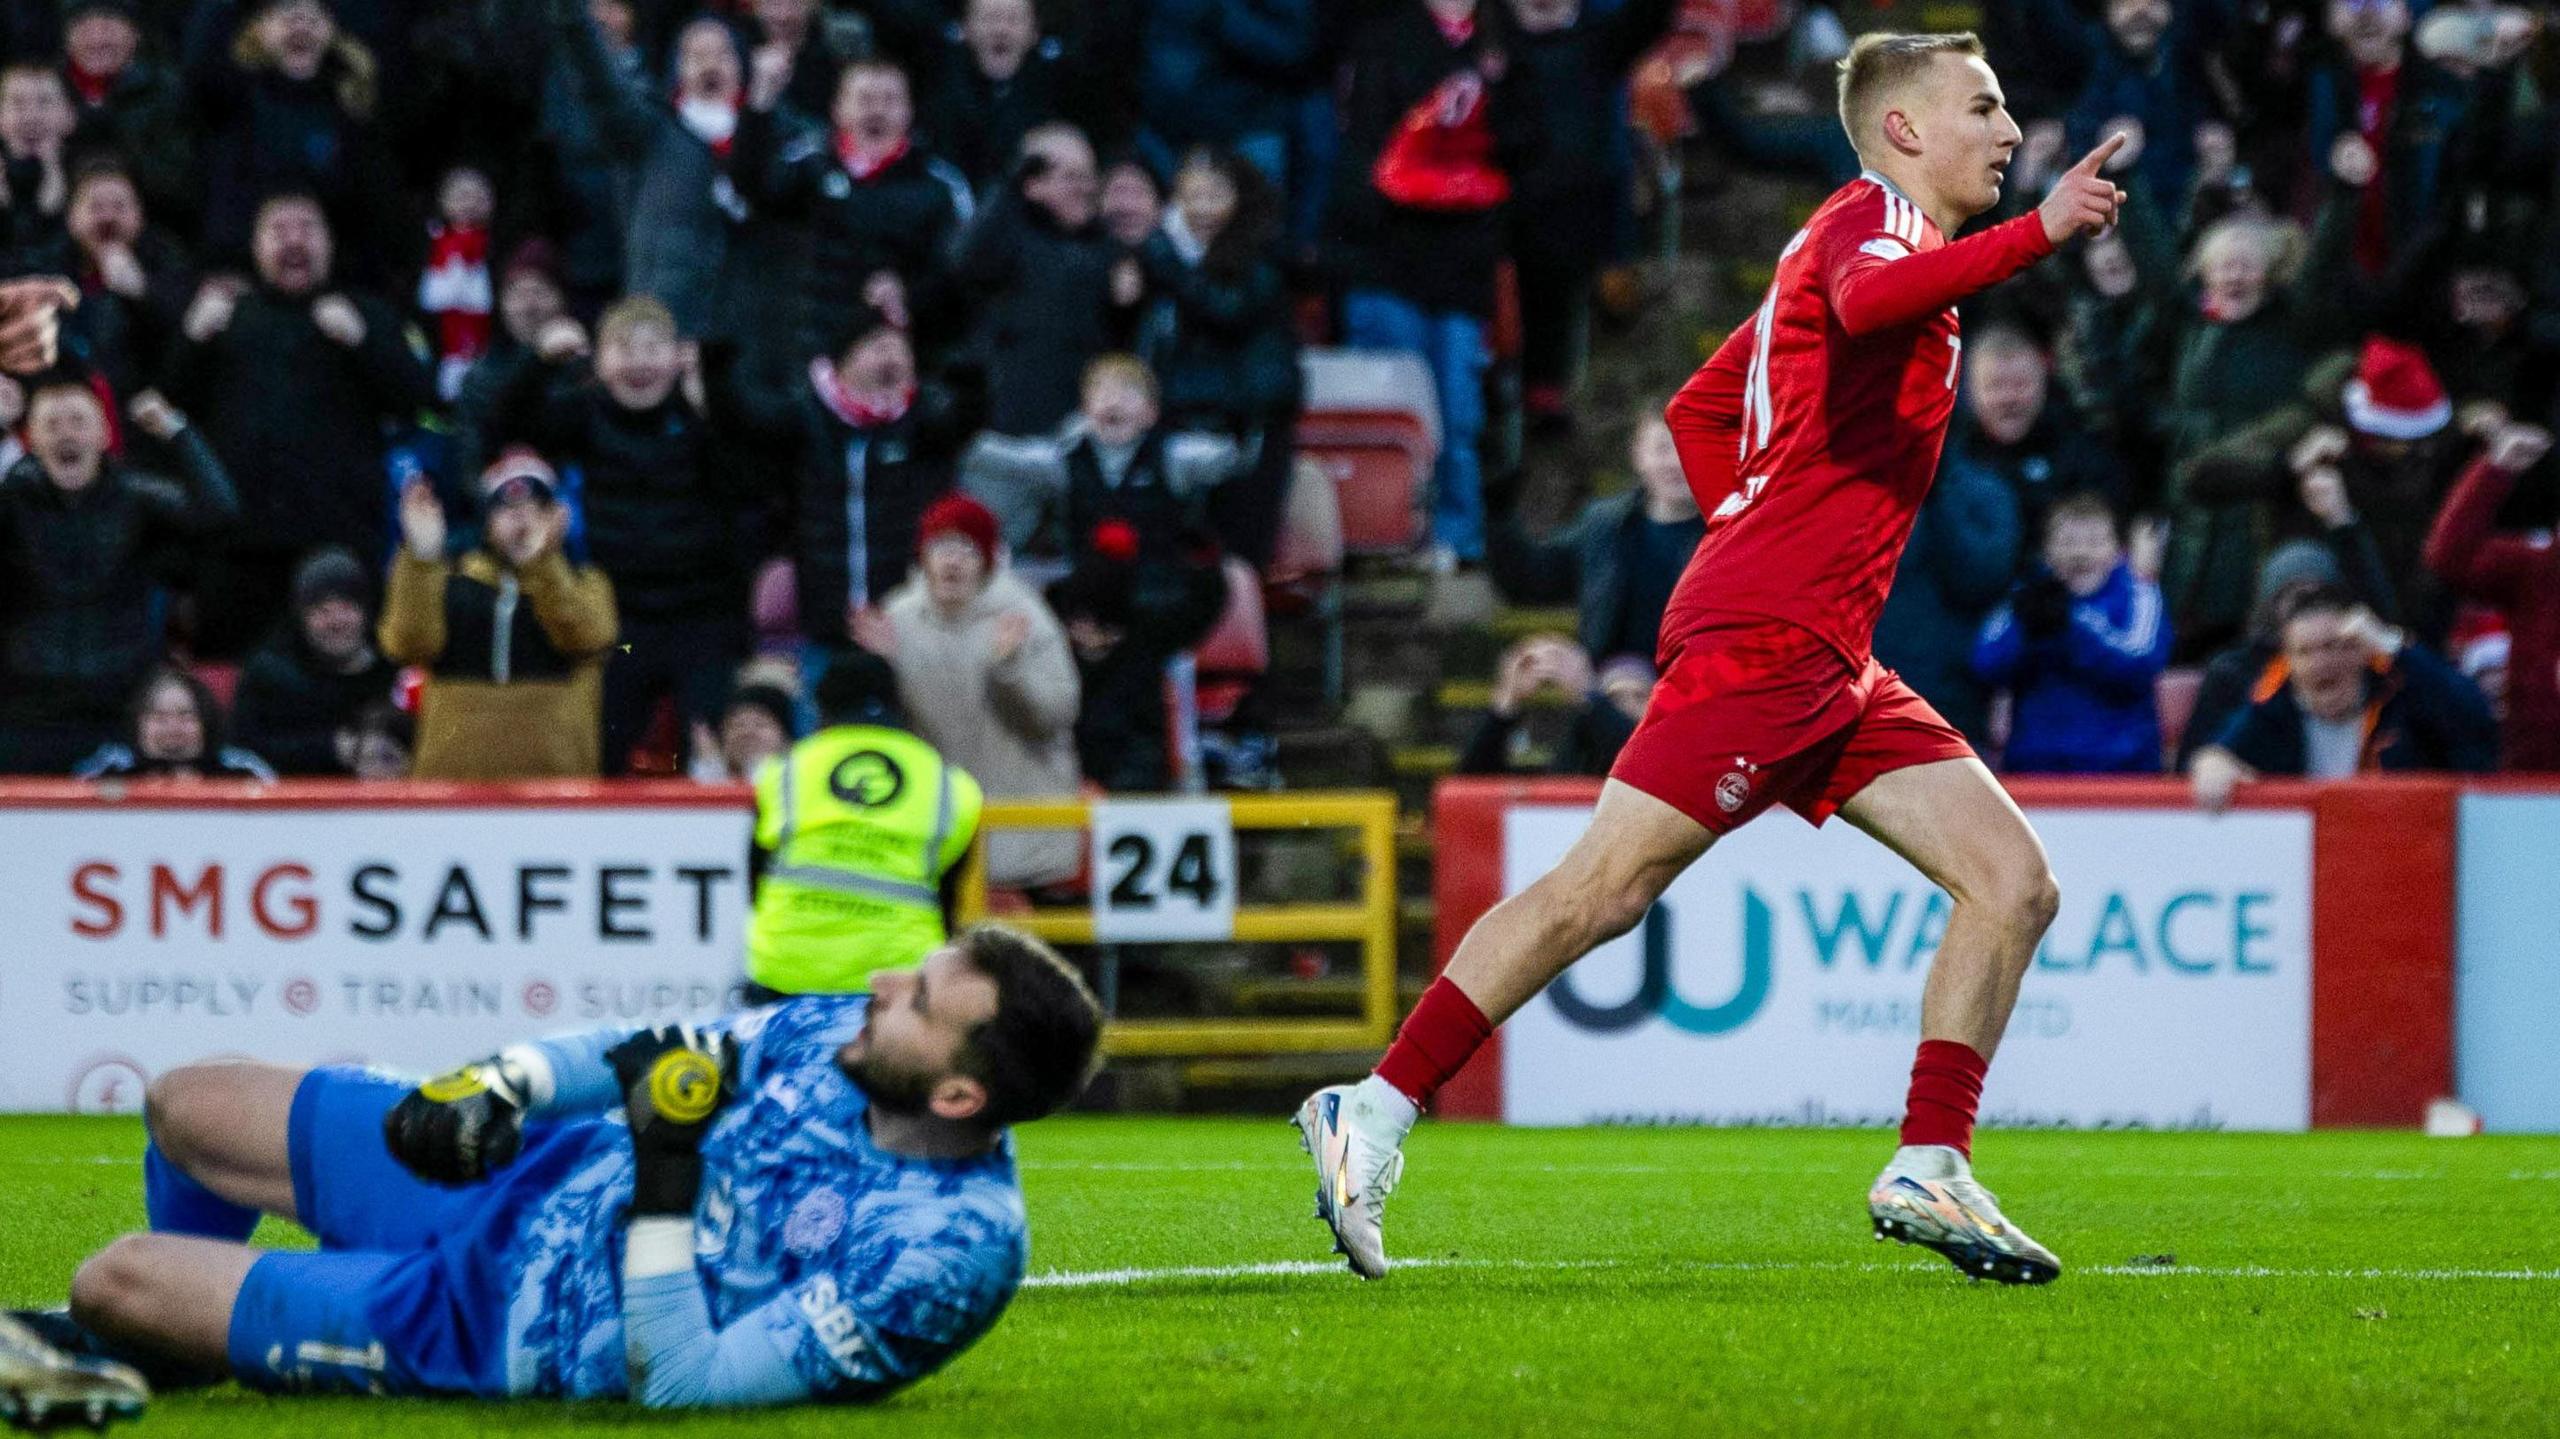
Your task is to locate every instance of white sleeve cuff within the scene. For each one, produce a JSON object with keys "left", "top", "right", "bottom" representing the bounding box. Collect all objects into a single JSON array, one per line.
[{"left": 624, "top": 1216, "right": 697, "bottom": 1280}]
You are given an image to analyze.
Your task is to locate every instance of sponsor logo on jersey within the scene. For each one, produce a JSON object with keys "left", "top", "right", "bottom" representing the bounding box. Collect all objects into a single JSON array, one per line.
[
  {"left": 1859, "top": 236, "right": 1912, "bottom": 261},
  {"left": 797, "top": 1274, "right": 871, "bottom": 1372}
]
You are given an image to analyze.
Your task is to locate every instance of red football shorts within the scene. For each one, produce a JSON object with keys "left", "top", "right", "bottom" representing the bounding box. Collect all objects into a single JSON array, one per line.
[{"left": 1608, "top": 620, "right": 1976, "bottom": 835}]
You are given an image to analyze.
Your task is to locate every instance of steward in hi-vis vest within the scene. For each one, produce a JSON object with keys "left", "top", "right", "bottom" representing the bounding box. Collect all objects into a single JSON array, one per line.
[{"left": 746, "top": 649, "right": 982, "bottom": 996}]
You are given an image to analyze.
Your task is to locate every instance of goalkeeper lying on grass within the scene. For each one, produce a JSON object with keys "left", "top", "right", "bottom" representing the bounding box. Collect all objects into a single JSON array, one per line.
[{"left": 1, "top": 928, "right": 1101, "bottom": 1430}]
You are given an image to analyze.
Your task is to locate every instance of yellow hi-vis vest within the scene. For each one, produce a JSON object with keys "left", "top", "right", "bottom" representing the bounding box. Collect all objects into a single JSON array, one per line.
[{"left": 747, "top": 724, "right": 982, "bottom": 994}]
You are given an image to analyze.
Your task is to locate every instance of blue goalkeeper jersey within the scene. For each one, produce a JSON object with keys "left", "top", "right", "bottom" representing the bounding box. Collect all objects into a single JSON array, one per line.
[{"left": 371, "top": 994, "right": 1027, "bottom": 1402}]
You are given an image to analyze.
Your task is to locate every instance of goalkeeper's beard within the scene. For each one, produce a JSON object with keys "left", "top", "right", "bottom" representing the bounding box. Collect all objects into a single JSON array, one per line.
[{"left": 845, "top": 1049, "right": 938, "bottom": 1119}]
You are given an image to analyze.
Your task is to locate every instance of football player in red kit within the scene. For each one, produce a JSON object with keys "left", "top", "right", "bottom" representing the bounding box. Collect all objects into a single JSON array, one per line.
[{"left": 1298, "top": 31, "right": 2128, "bottom": 1284}]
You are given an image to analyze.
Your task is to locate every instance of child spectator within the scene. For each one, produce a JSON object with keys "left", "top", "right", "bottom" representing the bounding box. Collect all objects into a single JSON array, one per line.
[
  {"left": 879, "top": 493, "right": 1084, "bottom": 888},
  {"left": 230, "top": 545, "right": 400, "bottom": 775},
  {"left": 0, "top": 384, "right": 232, "bottom": 774},
  {"left": 378, "top": 452, "right": 619, "bottom": 779},
  {"left": 498, "top": 296, "right": 749, "bottom": 773},
  {"left": 417, "top": 165, "right": 495, "bottom": 401},
  {"left": 1974, "top": 493, "right": 2173, "bottom": 773},
  {"left": 2191, "top": 587, "right": 2497, "bottom": 809},
  {"left": 2424, "top": 421, "right": 2559, "bottom": 770},
  {"left": 75, "top": 665, "right": 276, "bottom": 781},
  {"left": 965, "top": 354, "right": 1249, "bottom": 561}
]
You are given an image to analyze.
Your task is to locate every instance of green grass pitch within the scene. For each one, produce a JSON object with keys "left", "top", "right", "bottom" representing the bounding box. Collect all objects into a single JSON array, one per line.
[{"left": 6, "top": 1115, "right": 2558, "bottom": 1437}]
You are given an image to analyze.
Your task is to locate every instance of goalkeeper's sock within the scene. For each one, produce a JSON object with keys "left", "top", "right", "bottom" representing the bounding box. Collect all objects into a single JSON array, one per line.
[
  {"left": 1371, "top": 977, "right": 1493, "bottom": 1114},
  {"left": 143, "top": 1142, "right": 258, "bottom": 1242},
  {"left": 1897, "top": 1038, "right": 1988, "bottom": 1160}
]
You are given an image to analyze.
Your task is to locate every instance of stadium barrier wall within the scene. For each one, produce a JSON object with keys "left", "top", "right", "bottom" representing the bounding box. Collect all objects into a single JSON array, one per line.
[
  {"left": 1431, "top": 777, "right": 2493, "bottom": 1132},
  {"left": 0, "top": 781, "right": 1405, "bottom": 1111},
  {"left": 0, "top": 780, "right": 756, "bottom": 1113}
]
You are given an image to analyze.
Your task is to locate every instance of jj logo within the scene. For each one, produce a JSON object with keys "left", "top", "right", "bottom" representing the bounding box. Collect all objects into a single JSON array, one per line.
[{"left": 1547, "top": 891, "right": 1773, "bottom": 1035}]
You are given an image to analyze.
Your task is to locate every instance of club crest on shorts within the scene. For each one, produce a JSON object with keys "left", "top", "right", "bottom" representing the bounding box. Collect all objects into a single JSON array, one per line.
[{"left": 1714, "top": 760, "right": 1757, "bottom": 815}]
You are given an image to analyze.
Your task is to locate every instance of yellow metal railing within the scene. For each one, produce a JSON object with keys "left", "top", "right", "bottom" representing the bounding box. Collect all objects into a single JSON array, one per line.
[{"left": 954, "top": 793, "right": 1400, "bottom": 1057}]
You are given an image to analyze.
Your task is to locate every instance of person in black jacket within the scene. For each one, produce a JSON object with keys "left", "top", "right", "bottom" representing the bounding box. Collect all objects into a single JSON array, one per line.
[
  {"left": 61, "top": 0, "right": 196, "bottom": 238},
  {"left": 951, "top": 122, "right": 1131, "bottom": 440},
  {"left": 166, "top": 192, "right": 433, "bottom": 656},
  {"left": 1501, "top": 0, "right": 1676, "bottom": 426},
  {"left": 447, "top": 239, "right": 569, "bottom": 493},
  {"left": 737, "top": 55, "right": 973, "bottom": 360},
  {"left": 0, "top": 382, "right": 234, "bottom": 773},
  {"left": 705, "top": 309, "right": 983, "bottom": 652},
  {"left": 182, "top": 0, "right": 406, "bottom": 287},
  {"left": 1137, "top": 146, "right": 1301, "bottom": 566},
  {"left": 229, "top": 545, "right": 399, "bottom": 775},
  {"left": 496, "top": 295, "right": 752, "bottom": 773},
  {"left": 19, "top": 159, "right": 194, "bottom": 407},
  {"left": 917, "top": 0, "right": 1081, "bottom": 192},
  {"left": 2190, "top": 587, "right": 2497, "bottom": 810}
]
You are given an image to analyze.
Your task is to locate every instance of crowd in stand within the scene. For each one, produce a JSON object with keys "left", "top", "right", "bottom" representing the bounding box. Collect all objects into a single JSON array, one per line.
[
  {"left": 0, "top": 0, "right": 2555, "bottom": 820},
  {"left": 1457, "top": 0, "right": 2560, "bottom": 801}
]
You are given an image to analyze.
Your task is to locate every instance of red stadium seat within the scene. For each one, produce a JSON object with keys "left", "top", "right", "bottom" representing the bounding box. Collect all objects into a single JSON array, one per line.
[
  {"left": 1194, "top": 557, "right": 1269, "bottom": 726},
  {"left": 1300, "top": 349, "right": 1440, "bottom": 556}
]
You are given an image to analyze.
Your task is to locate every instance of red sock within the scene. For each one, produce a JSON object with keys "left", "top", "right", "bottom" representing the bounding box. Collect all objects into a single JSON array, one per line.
[
  {"left": 1898, "top": 1039, "right": 1988, "bottom": 1159},
  {"left": 1373, "top": 978, "right": 1493, "bottom": 1110}
]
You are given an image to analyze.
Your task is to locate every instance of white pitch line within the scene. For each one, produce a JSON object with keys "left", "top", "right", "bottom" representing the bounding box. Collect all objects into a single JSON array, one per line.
[{"left": 1024, "top": 1257, "right": 2560, "bottom": 1290}]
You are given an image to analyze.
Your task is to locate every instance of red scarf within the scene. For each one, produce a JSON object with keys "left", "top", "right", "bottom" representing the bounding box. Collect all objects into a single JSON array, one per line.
[
  {"left": 811, "top": 357, "right": 915, "bottom": 428},
  {"left": 67, "top": 61, "right": 114, "bottom": 107},
  {"left": 834, "top": 132, "right": 910, "bottom": 181},
  {"left": 418, "top": 222, "right": 492, "bottom": 387}
]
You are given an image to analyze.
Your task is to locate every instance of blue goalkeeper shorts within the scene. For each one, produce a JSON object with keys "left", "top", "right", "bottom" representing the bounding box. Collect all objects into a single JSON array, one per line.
[{"left": 225, "top": 1067, "right": 490, "bottom": 1396}]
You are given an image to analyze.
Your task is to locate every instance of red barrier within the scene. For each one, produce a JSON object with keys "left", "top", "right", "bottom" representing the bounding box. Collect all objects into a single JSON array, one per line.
[{"left": 1430, "top": 776, "right": 2459, "bottom": 1128}]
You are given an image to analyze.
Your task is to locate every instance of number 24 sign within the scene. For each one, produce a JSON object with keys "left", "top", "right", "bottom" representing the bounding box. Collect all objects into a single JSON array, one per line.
[{"left": 1088, "top": 799, "right": 1237, "bottom": 942}]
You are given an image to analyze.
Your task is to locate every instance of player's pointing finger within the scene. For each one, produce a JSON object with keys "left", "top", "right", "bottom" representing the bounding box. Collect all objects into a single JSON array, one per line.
[{"left": 2067, "top": 131, "right": 2128, "bottom": 178}]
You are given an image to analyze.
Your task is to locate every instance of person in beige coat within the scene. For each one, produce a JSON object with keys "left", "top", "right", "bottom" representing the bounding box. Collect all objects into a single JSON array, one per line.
[
  {"left": 866, "top": 493, "right": 1083, "bottom": 888},
  {"left": 379, "top": 451, "right": 618, "bottom": 779}
]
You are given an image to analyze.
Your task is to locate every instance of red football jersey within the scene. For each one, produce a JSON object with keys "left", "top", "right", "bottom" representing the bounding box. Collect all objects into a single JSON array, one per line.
[{"left": 1660, "top": 173, "right": 2053, "bottom": 666}]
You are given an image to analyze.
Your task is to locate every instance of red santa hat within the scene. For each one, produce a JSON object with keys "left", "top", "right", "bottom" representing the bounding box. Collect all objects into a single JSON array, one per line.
[
  {"left": 2341, "top": 336, "right": 2452, "bottom": 440},
  {"left": 917, "top": 493, "right": 1000, "bottom": 571}
]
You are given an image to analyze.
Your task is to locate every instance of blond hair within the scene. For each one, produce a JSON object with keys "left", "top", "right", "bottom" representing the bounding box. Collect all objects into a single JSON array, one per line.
[
  {"left": 1081, "top": 353, "right": 1158, "bottom": 404},
  {"left": 2186, "top": 213, "right": 2306, "bottom": 288},
  {"left": 1836, "top": 31, "right": 1984, "bottom": 156},
  {"left": 598, "top": 295, "right": 678, "bottom": 348}
]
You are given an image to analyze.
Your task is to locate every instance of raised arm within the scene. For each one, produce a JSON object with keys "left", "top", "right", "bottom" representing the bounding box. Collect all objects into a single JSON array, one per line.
[{"left": 1826, "top": 213, "right": 2054, "bottom": 337}]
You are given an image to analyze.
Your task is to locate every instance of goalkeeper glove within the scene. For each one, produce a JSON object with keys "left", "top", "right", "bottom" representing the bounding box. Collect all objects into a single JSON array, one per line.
[
  {"left": 383, "top": 1048, "right": 547, "bottom": 1184},
  {"left": 607, "top": 1025, "right": 739, "bottom": 1217}
]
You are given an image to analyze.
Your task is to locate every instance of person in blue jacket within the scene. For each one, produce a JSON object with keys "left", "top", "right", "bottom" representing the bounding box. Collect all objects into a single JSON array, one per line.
[{"left": 1974, "top": 491, "right": 2173, "bottom": 773}]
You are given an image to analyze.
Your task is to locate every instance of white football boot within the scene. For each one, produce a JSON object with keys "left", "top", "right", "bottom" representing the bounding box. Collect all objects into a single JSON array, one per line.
[
  {"left": 1867, "top": 1145, "right": 2062, "bottom": 1285},
  {"left": 1294, "top": 1082, "right": 1411, "bottom": 1279},
  {"left": 0, "top": 1313, "right": 148, "bottom": 1433}
]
